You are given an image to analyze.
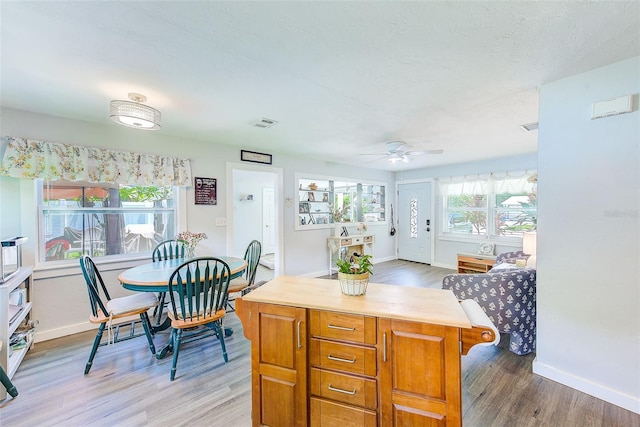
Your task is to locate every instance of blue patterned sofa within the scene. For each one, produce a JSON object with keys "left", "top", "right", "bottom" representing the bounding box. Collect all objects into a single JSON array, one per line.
[{"left": 442, "top": 251, "right": 536, "bottom": 355}]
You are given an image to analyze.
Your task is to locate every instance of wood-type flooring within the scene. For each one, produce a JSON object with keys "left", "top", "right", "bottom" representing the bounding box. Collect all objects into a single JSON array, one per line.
[{"left": 1, "top": 260, "right": 637, "bottom": 426}]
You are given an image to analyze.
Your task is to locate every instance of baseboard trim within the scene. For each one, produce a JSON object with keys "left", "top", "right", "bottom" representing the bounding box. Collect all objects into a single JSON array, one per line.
[
  {"left": 532, "top": 359, "right": 640, "bottom": 414},
  {"left": 35, "top": 322, "right": 97, "bottom": 343}
]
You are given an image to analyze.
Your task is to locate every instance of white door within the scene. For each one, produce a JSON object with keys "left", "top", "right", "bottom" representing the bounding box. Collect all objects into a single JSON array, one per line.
[
  {"left": 262, "top": 188, "right": 275, "bottom": 254},
  {"left": 397, "top": 182, "right": 432, "bottom": 263}
]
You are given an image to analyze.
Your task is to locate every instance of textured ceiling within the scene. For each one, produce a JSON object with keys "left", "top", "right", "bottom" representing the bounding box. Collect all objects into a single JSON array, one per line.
[{"left": 1, "top": 1, "right": 639, "bottom": 171}]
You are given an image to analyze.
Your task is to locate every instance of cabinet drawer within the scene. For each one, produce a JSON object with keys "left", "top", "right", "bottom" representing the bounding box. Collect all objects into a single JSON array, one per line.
[
  {"left": 351, "top": 236, "right": 363, "bottom": 244},
  {"left": 310, "top": 397, "right": 377, "bottom": 427},
  {"left": 341, "top": 238, "right": 352, "bottom": 246},
  {"left": 310, "top": 368, "right": 377, "bottom": 410},
  {"left": 310, "top": 338, "right": 377, "bottom": 377},
  {"left": 363, "top": 235, "right": 373, "bottom": 243},
  {"left": 309, "top": 310, "right": 376, "bottom": 344}
]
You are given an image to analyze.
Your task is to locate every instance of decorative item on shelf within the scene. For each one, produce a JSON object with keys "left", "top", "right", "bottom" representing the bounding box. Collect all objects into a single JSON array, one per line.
[
  {"left": 175, "top": 231, "right": 207, "bottom": 258},
  {"left": 356, "top": 222, "right": 367, "bottom": 234},
  {"left": 308, "top": 183, "right": 318, "bottom": 191},
  {"left": 336, "top": 254, "right": 373, "bottom": 296}
]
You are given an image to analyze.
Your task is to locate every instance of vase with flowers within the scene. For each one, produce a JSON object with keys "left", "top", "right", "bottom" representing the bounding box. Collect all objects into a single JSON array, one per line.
[
  {"left": 175, "top": 231, "right": 207, "bottom": 258},
  {"left": 356, "top": 222, "right": 368, "bottom": 234}
]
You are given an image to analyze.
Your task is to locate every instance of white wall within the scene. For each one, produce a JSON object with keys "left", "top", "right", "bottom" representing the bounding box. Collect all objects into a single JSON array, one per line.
[
  {"left": 0, "top": 107, "right": 395, "bottom": 340},
  {"left": 533, "top": 56, "right": 639, "bottom": 413}
]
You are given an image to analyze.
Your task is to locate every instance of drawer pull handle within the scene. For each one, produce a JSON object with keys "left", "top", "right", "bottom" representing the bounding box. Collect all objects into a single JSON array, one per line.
[
  {"left": 383, "top": 332, "right": 387, "bottom": 362},
  {"left": 328, "top": 354, "right": 356, "bottom": 364},
  {"left": 328, "top": 384, "right": 356, "bottom": 395},
  {"left": 297, "top": 320, "right": 302, "bottom": 349},
  {"left": 327, "top": 324, "right": 355, "bottom": 331}
]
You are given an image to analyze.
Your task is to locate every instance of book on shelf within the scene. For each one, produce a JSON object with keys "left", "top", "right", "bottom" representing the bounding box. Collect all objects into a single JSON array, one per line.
[{"left": 9, "top": 304, "right": 23, "bottom": 325}]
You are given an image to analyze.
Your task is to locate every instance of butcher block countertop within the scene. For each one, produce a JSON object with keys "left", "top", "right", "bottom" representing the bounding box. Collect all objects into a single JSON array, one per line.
[{"left": 241, "top": 275, "right": 472, "bottom": 329}]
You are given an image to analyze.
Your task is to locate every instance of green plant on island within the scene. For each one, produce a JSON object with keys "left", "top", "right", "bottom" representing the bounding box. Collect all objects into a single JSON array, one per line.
[{"left": 336, "top": 254, "right": 373, "bottom": 275}]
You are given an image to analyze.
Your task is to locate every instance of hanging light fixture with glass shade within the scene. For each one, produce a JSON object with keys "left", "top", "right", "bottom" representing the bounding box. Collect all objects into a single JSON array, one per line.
[{"left": 110, "top": 93, "right": 161, "bottom": 130}]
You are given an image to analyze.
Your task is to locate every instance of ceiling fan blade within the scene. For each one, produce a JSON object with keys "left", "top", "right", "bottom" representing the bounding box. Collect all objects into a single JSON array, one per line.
[
  {"left": 366, "top": 155, "right": 390, "bottom": 163},
  {"left": 405, "top": 149, "right": 444, "bottom": 155}
]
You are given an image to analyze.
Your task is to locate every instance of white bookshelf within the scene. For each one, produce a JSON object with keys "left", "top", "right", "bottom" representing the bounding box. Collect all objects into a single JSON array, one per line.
[{"left": 0, "top": 266, "right": 33, "bottom": 400}]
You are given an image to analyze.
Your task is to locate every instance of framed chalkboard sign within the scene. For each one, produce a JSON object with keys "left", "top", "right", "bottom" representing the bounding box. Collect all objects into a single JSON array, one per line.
[{"left": 195, "top": 177, "right": 217, "bottom": 205}]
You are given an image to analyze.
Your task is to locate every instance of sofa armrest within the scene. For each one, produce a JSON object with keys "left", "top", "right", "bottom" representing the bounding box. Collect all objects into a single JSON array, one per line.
[{"left": 442, "top": 269, "right": 537, "bottom": 355}]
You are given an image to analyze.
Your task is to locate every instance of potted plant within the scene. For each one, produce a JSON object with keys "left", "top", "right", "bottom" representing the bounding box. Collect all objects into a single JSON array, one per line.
[{"left": 336, "top": 254, "right": 373, "bottom": 295}]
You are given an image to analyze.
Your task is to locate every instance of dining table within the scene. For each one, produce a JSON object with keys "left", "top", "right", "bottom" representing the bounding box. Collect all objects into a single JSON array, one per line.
[
  {"left": 117, "top": 256, "right": 247, "bottom": 357},
  {"left": 118, "top": 256, "right": 247, "bottom": 293}
]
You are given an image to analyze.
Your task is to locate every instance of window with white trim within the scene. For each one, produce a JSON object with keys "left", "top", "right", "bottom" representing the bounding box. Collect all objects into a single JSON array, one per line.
[
  {"left": 39, "top": 180, "right": 177, "bottom": 263},
  {"left": 439, "top": 172, "right": 537, "bottom": 240}
]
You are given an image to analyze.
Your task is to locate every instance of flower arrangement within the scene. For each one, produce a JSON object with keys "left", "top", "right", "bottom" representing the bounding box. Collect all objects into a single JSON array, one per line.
[
  {"left": 356, "top": 222, "right": 367, "bottom": 234},
  {"left": 175, "top": 231, "right": 207, "bottom": 257},
  {"left": 329, "top": 203, "right": 350, "bottom": 223}
]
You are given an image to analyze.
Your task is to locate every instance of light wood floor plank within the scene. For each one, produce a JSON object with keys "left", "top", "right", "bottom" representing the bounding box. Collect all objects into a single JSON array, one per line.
[{"left": 1, "top": 261, "right": 637, "bottom": 426}]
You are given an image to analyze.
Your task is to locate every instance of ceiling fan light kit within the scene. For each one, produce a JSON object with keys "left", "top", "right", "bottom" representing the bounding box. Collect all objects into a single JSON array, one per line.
[{"left": 110, "top": 93, "right": 161, "bottom": 130}]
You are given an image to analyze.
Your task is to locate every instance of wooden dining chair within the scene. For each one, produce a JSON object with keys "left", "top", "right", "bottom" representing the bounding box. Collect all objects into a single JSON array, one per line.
[
  {"left": 0, "top": 341, "right": 18, "bottom": 398},
  {"left": 165, "top": 257, "right": 231, "bottom": 381},
  {"left": 79, "top": 255, "right": 158, "bottom": 375},
  {"left": 226, "top": 240, "right": 262, "bottom": 311},
  {"left": 151, "top": 239, "right": 187, "bottom": 324}
]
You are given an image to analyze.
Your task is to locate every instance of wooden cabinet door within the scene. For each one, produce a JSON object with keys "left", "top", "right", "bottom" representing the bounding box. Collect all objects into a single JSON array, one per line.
[
  {"left": 378, "top": 318, "right": 462, "bottom": 427},
  {"left": 251, "top": 303, "right": 307, "bottom": 427}
]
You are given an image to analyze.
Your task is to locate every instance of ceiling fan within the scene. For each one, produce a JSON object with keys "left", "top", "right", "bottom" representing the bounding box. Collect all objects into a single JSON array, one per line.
[{"left": 361, "top": 141, "right": 443, "bottom": 163}]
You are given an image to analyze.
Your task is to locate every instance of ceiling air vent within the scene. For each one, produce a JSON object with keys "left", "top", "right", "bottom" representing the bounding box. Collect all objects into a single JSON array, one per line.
[{"left": 252, "top": 118, "right": 278, "bottom": 128}]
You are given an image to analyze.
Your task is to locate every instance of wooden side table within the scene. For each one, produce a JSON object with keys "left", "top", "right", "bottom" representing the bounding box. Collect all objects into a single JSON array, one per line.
[{"left": 457, "top": 253, "right": 496, "bottom": 273}]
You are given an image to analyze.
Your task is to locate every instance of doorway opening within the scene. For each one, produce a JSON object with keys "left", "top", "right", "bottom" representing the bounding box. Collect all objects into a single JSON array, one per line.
[{"left": 227, "top": 163, "right": 283, "bottom": 281}]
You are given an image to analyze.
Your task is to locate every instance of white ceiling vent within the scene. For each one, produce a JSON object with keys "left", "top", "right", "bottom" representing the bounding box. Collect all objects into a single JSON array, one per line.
[{"left": 252, "top": 118, "right": 278, "bottom": 128}]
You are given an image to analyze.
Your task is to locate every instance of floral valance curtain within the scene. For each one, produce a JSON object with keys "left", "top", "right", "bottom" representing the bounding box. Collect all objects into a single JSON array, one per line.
[{"left": 0, "top": 136, "right": 192, "bottom": 186}]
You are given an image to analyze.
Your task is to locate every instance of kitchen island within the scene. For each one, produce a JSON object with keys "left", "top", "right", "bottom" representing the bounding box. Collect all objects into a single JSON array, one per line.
[{"left": 237, "top": 276, "right": 495, "bottom": 427}]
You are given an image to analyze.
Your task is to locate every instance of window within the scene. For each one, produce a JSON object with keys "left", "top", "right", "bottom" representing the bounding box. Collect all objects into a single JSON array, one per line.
[
  {"left": 410, "top": 197, "right": 418, "bottom": 238},
  {"left": 39, "top": 181, "right": 177, "bottom": 263},
  {"left": 439, "top": 172, "right": 537, "bottom": 240},
  {"left": 295, "top": 174, "right": 386, "bottom": 230}
]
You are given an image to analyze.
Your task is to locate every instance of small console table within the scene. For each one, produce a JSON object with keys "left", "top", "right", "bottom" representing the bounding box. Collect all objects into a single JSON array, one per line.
[
  {"left": 457, "top": 253, "right": 495, "bottom": 274},
  {"left": 327, "top": 234, "right": 374, "bottom": 275}
]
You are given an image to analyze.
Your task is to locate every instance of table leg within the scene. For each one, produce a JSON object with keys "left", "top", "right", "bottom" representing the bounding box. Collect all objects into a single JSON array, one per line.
[{"left": 152, "top": 317, "right": 171, "bottom": 334}]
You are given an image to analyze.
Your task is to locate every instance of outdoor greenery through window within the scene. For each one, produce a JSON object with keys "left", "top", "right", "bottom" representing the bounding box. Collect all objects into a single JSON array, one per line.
[
  {"left": 439, "top": 172, "right": 537, "bottom": 240},
  {"left": 39, "top": 180, "right": 177, "bottom": 263}
]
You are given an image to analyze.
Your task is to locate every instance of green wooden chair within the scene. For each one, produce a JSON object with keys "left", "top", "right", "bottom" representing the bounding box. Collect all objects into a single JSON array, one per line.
[
  {"left": 79, "top": 255, "right": 157, "bottom": 375},
  {"left": 0, "top": 341, "right": 18, "bottom": 398},
  {"left": 226, "top": 240, "right": 262, "bottom": 311},
  {"left": 151, "top": 239, "right": 187, "bottom": 324},
  {"left": 164, "top": 257, "right": 231, "bottom": 380}
]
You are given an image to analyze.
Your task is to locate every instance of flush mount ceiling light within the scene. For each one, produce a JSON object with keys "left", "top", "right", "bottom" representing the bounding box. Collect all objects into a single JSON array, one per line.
[{"left": 110, "top": 93, "right": 161, "bottom": 130}]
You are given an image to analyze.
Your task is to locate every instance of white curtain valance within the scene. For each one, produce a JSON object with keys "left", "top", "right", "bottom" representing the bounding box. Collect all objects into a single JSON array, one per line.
[
  {"left": 438, "top": 170, "right": 537, "bottom": 196},
  {"left": 0, "top": 136, "right": 192, "bottom": 186}
]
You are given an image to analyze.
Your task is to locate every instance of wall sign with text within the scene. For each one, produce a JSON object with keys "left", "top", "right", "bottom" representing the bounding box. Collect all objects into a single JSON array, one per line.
[
  {"left": 241, "top": 150, "right": 272, "bottom": 165},
  {"left": 195, "top": 177, "right": 217, "bottom": 205}
]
